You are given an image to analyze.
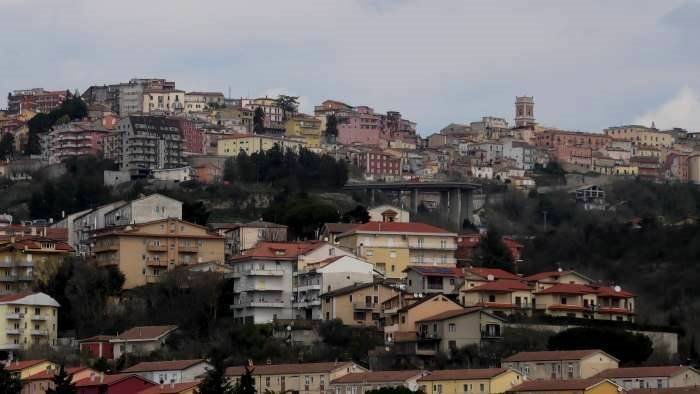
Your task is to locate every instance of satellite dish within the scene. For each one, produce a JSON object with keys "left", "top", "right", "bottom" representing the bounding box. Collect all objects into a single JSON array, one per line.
[
  {"left": 557, "top": 267, "right": 563, "bottom": 272},
  {"left": 614, "top": 285, "right": 622, "bottom": 292},
  {"left": 487, "top": 274, "right": 495, "bottom": 281}
]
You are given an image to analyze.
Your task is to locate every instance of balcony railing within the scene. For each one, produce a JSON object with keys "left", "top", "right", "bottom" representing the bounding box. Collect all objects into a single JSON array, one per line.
[
  {"left": 146, "top": 244, "right": 167, "bottom": 252},
  {"left": 178, "top": 245, "right": 199, "bottom": 253},
  {"left": 6, "top": 313, "right": 21, "bottom": 320},
  {"left": 31, "top": 329, "right": 49, "bottom": 336},
  {"left": 353, "top": 302, "right": 380, "bottom": 311}
]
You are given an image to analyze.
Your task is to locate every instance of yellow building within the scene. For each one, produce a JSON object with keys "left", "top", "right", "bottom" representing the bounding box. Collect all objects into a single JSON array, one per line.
[
  {"left": 418, "top": 368, "right": 523, "bottom": 394},
  {"left": 613, "top": 165, "right": 639, "bottom": 176},
  {"left": 0, "top": 237, "right": 73, "bottom": 295},
  {"left": 217, "top": 134, "right": 306, "bottom": 157},
  {"left": 142, "top": 89, "right": 185, "bottom": 113},
  {"left": 604, "top": 125, "right": 674, "bottom": 148},
  {"left": 335, "top": 222, "right": 458, "bottom": 279},
  {"left": 502, "top": 350, "right": 619, "bottom": 381},
  {"left": 507, "top": 377, "right": 622, "bottom": 394},
  {"left": 91, "top": 218, "right": 225, "bottom": 289},
  {"left": 284, "top": 113, "right": 324, "bottom": 148},
  {"left": 226, "top": 361, "right": 367, "bottom": 394},
  {"left": 321, "top": 281, "right": 401, "bottom": 327},
  {"left": 0, "top": 293, "right": 61, "bottom": 357},
  {"left": 6, "top": 359, "right": 57, "bottom": 380}
]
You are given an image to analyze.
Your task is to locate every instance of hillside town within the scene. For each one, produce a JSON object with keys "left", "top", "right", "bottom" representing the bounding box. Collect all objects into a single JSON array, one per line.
[{"left": 0, "top": 77, "right": 697, "bottom": 394}]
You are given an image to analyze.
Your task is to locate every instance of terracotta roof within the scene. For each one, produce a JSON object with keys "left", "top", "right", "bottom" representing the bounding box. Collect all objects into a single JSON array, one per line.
[
  {"left": 504, "top": 350, "right": 612, "bottom": 362},
  {"left": 596, "top": 286, "right": 636, "bottom": 298},
  {"left": 4, "top": 359, "right": 50, "bottom": 371},
  {"left": 397, "top": 293, "right": 459, "bottom": 313},
  {"left": 508, "top": 378, "right": 615, "bottom": 392},
  {"left": 75, "top": 373, "right": 154, "bottom": 387},
  {"left": 0, "top": 237, "right": 73, "bottom": 252},
  {"left": 340, "top": 221, "right": 453, "bottom": 236},
  {"left": 332, "top": 370, "right": 424, "bottom": 384},
  {"left": 123, "top": 359, "right": 206, "bottom": 373},
  {"left": 596, "top": 366, "right": 693, "bottom": 379},
  {"left": 627, "top": 388, "right": 700, "bottom": 394},
  {"left": 416, "top": 307, "right": 484, "bottom": 322},
  {"left": 418, "top": 368, "right": 510, "bottom": 381},
  {"left": 463, "top": 279, "right": 531, "bottom": 293},
  {"left": 523, "top": 270, "right": 573, "bottom": 281},
  {"left": 225, "top": 362, "right": 356, "bottom": 376},
  {"left": 322, "top": 223, "right": 359, "bottom": 234},
  {"left": 111, "top": 325, "right": 178, "bottom": 342},
  {"left": 465, "top": 267, "right": 520, "bottom": 280},
  {"left": 78, "top": 335, "right": 115, "bottom": 342},
  {"left": 24, "top": 366, "right": 93, "bottom": 381},
  {"left": 139, "top": 381, "right": 201, "bottom": 394},
  {"left": 230, "top": 241, "right": 325, "bottom": 262},
  {"left": 534, "top": 283, "right": 596, "bottom": 295},
  {"left": 321, "top": 281, "right": 392, "bottom": 298},
  {"left": 405, "top": 265, "right": 463, "bottom": 277}
]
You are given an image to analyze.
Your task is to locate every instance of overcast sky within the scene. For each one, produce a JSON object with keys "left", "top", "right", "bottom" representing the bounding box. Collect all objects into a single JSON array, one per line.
[{"left": 1, "top": 0, "right": 700, "bottom": 135}]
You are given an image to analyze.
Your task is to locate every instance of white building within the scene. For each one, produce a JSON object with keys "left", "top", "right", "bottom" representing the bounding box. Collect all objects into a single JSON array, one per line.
[
  {"left": 122, "top": 359, "right": 211, "bottom": 384},
  {"left": 502, "top": 139, "right": 536, "bottom": 170},
  {"left": 368, "top": 205, "right": 410, "bottom": 223},
  {"left": 104, "top": 193, "right": 183, "bottom": 227}
]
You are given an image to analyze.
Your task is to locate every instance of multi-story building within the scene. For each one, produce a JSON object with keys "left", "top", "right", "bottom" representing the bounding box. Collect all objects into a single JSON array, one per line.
[
  {"left": 184, "top": 92, "right": 225, "bottom": 113},
  {"left": 535, "top": 130, "right": 612, "bottom": 150},
  {"left": 595, "top": 366, "right": 700, "bottom": 391},
  {"left": 142, "top": 88, "right": 185, "bottom": 113},
  {"left": 241, "top": 97, "right": 285, "bottom": 126},
  {"left": 354, "top": 150, "right": 403, "bottom": 180},
  {"left": 104, "top": 193, "right": 183, "bottom": 227},
  {"left": 335, "top": 222, "right": 458, "bottom": 278},
  {"left": 418, "top": 368, "right": 523, "bottom": 394},
  {"left": 502, "top": 139, "right": 536, "bottom": 170},
  {"left": 604, "top": 125, "right": 674, "bottom": 148},
  {"left": 7, "top": 89, "right": 67, "bottom": 114},
  {"left": 104, "top": 114, "right": 186, "bottom": 171},
  {"left": 284, "top": 113, "right": 324, "bottom": 148},
  {"left": 217, "top": 134, "right": 306, "bottom": 157},
  {"left": 414, "top": 308, "right": 506, "bottom": 354},
  {"left": 122, "top": 359, "right": 211, "bottom": 384},
  {"left": 384, "top": 293, "right": 463, "bottom": 348},
  {"left": 69, "top": 201, "right": 125, "bottom": 255},
  {"left": 39, "top": 121, "right": 110, "bottom": 164},
  {"left": 212, "top": 107, "right": 254, "bottom": 133},
  {"left": 0, "top": 292, "right": 61, "bottom": 358},
  {"left": 508, "top": 378, "right": 622, "bottom": 394},
  {"left": 91, "top": 218, "right": 225, "bottom": 289},
  {"left": 225, "top": 361, "right": 367, "bottom": 394},
  {"left": 0, "top": 237, "right": 73, "bottom": 294},
  {"left": 216, "top": 221, "right": 288, "bottom": 257},
  {"left": 293, "top": 255, "right": 376, "bottom": 320},
  {"left": 404, "top": 265, "right": 463, "bottom": 295},
  {"left": 320, "top": 281, "right": 401, "bottom": 327},
  {"left": 331, "top": 370, "right": 428, "bottom": 393},
  {"left": 502, "top": 349, "right": 619, "bottom": 381}
]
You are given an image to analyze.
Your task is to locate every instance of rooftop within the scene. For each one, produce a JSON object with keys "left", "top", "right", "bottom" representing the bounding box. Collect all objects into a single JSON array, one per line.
[
  {"left": 503, "top": 349, "right": 615, "bottom": 362},
  {"left": 418, "top": 368, "right": 511, "bottom": 381},
  {"left": 111, "top": 325, "right": 178, "bottom": 342},
  {"left": 226, "top": 361, "right": 356, "bottom": 376},
  {"left": 596, "top": 366, "right": 694, "bottom": 379},
  {"left": 508, "top": 378, "right": 615, "bottom": 392},
  {"left": 122, "top": 359, "right": 206, "bottom": 373},
  {"left": 331, "top": 370, "right": 424, "bottom": 384}
]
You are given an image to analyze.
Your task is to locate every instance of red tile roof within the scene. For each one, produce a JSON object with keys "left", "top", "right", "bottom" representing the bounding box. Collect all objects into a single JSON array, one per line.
[
  {"left": 596, "top": 366, "right": 693, "bottom": 379},
  {"left": 503, "top": 350, "right": 612, "bottom": 362},
  {"left": 548, "top": 304, "right": 587, "bottom": 312},
  {"left": 627, "top": 388, "right": 700, "bottom": 394},
  {"left": 230, "top": 241, "right": 325, "bottom": 262},
  {"left": 332, "top": 370, "right": 424, "bottom": 384},
  {"left": 406, "top": 265, "right": 463, "bottom": 277},
  {"left": 75, "top": 373, "right": 154, "bottom": 387},
  {"left": 416, "top": 307, "right": 483, "bottom": 322},
  {"left": 508, "top": 378, "right": 616, "bottom": 392},
  {"left": 418, "top": 368, "right": 511, "bottom": 381},
  {"left": 24, "top": 366, "right": 93, "bottom": 381},
  {"left": 122, "top": 359, "right": 206, "bottom": 373},
  {"left": 463, "top": 279, "right": 531, "bottom": 293},
  {"left": 112, "top": 325, "right": 177, "bottom": 342},
  {"left": 342, "top": 221, "right": 453, "bottom": 235},
  {"left": 596, "top": 286, "right": 635, "bottom": 298},
  {"left": 534, "top": 283, "right": 596, "bottom": 295},
  {"left": 78, "top": 335, "right": 115, "bottom": 342},
  {"left": 139, "top": 381, "right": 201, "bottom": 394},
  {"left": 4, "top": 359, "right": 50, "bottom": 371},
  {"left": 225, "top": 362, "right": 357, "bottom": 376},
  {"left": 523, "top": 270, "right": 573, "bottom": 281},
  {"left": 465, "top": 267, "right": 520, "bottom": 280},
  {"left": 597, "top": 307, "right": 635, "bottom": 315}
]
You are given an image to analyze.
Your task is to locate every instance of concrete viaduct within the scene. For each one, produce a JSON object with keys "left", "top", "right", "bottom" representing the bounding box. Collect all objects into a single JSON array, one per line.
[{"left": 344, "top": 182, "right": 483, "bottom": 231}]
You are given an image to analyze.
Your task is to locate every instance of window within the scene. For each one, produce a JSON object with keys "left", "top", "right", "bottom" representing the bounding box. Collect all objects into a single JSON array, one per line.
[
  {"left": 567, "top": 363, "right": 574, "bottom": 378},
  {"left": 488, "top": 295, "right": 496, "bottom": 303},
  {"left": 448, "top": 323, "right": 456, "bottom": 332},
  {"left": 479, "top": 384, "right": 484, "bottom": 392},
  {"left": 266, "top": 377, "right": 271, "bottom": 387}
]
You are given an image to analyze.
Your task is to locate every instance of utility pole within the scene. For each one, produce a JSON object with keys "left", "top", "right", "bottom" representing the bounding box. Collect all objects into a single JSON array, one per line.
[{"left": 542, "top": 211, "right": 548, "bottom": 232}]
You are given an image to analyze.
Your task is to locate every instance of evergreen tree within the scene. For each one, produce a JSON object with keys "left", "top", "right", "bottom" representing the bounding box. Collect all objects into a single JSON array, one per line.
[
  {"left": 234, "top": 364, "right": 256, "bottom": 394},
  {"left": 199, "top": 352, "right": 235, "bottom": 394},
  {"left": 275, "top": 95, "right": 299, "bottom": 121},
  {"left": 47, "top": 365, "right": 76, "bottom": 394},
  {"left": 475, "top": 230, "right": 513, "bottom": 271},
  {"left": 253, "top": 107, "right": 265, "bottom": 134},
  {"left": 325, "top": 114, "right": 338, "bottom": 143},
  {"left": 0, "top": 363, "right": 22, "bottom": 394},
  {"left": 0, "top": 133, "right": 15, "bottom": 161}
]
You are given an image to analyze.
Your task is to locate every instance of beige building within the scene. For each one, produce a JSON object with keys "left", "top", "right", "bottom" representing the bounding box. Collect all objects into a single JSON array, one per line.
[
  {"left": 385, "top": 293, "right": 463, "bottom": 347},
  {"left": 604, "top": 125, "right": 674, "bottom": 148},
  {"left": 335, "top": 222, "right": 458, "bottom": 279},
  {"left": 0, "top": 293, "right": 60, "bottom": 358},
  {"left": 415, "top": 307, "right": 506, "bottom": 354},
  {"left": 595, "top": 366, "right": 700, "bottom": 391},
  {"left": 368, "top": 205, "right": 410, "bottom": 223},
  {"left": 502, "top": 350, "right": 619, "bottom": 381},
  {"left": 91, "top": 218, "right": 225, "bottom": 289},
  {"left": 0, "top": 237, "right": 73, "bottom": 295},
  {"left": 226, "top": 361, "right": 367, "bottom": 394},
  {"left": 142, "top": 89, "right": 185, "bottom": 113},
  {"left": 217, "top": 134, "right": 306, "bottom": 157},
  {"left": 331, "top": 370, "right": 428, "bottom": 393},
  {"left": 418, "top": 368, "right": 524, "bottom": 394},
  {"left": 321, "top": 281, "right": 401, "bottom": 327},
  {"left": 215, "top": 221, "right": 288, "bottom": 257}
]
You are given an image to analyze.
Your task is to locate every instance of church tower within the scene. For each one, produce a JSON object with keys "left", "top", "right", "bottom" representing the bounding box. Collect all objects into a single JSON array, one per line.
[{"left": 515, "top": 96, "right": 535, "bottom": 127}]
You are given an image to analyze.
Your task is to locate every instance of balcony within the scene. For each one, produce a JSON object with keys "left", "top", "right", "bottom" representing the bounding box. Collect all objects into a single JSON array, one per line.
[
  {"left": 248, "top": 269, "right": 285, "bottom": 276},
  {"left": 17, "top": 275, "right": 33, "bottom": 282},
  {"left": 93, "top": 244, "right": 118, "bottom": 253},
  {"left": 5, "top": 328, "right": 20, "bottom": 335},
  {"left": 233, "top": 300, "right": 286, "bottom": 308},
  {"left": 145, "top": 274, "right": 161, "bottom": 284},
  {"left": 31, "top": 329, "right": 49, "bottom": 336},
  {"left": 408, "top": 242, "right": 457, "bottom": 251},
  {"left": 6, "top": 313, "right": 21, "bottom": 320},
  {"left": 178, "top": 245, "right": 198, "bottom": 253},
  {"left": 31, "top": 315, "right": 47, "bottom": 321},
  {"left": 0, "top": 261, "right": 13, "bottom": 268},
  {"left": 296, "top": 283, "right": 321, "bottom": 292},
  {"left": 243, "top": 282, "right": 285, "bottom": 292},
  {"left": 146, "top": 260, "right": 169, "bottom": 267},
  {"left": 353, "top": 302, "right": 380, "bottom": 311},
  {"left": 0, "top": 343, "right": 21, "bottom": 350},
  {"left": 147, "top": 244, "right": 167, "bottom": 252},
  {"left": 0, "top": 276, "right": 17, "bottom": 282}
]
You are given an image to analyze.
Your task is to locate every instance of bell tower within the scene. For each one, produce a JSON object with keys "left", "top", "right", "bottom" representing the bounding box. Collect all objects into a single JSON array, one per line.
[{"left": 515, "top": 96, "right": 535, "bottom": 127}]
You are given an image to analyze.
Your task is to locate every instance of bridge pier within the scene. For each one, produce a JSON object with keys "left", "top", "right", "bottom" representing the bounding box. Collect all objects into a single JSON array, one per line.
[
  {"left": 448, "top": 189, "right": 462, "bottom": 231},
  {"left": 410, "top": 189, "right": 419, "bottom": 212},
  {"left": 440, "top": 191, "right": 450, "bottom": 224}
]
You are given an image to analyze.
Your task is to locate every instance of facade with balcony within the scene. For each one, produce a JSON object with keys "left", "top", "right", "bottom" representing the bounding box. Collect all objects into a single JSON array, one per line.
[
  {"left": 39, "top": 121, "right": 110, "bottom": 164},
  {"left": 0, "top": 237, "right": 73, "bottom": 295},
  {"left": 404, "top": 265, "right": 464, "bottom": 295},
  {"left": 320, "top": 281, "right": 401, "bottom": 327},
  {"left": 414, "top": 307, "right": 506, "bottom": 354},
  {"left": 91, "top": 218, "right": 225, "bottom": 289},
  {"left": 0, "top": 292, "right": 60, "bottom": 359},
  {"left": 335, "top": 222, "right": 458, "bottom": 279}
]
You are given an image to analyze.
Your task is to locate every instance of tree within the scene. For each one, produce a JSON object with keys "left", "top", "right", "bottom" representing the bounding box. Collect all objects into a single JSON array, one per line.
[
  {"left": 325, "top": 114, "right": 338, "bottom": 143},
  {"left": 275, "top": 95, "right": 299, "bottom": 121},
  {"left": 223, "top": 157, "right": 237, "bottom": 183},
  {"left": 199, "top": 351, "right": 235, "bottom": 394},
  {"left": 341, "top": 205, "right": 371, "bottom": 224},
  {"left": 0, "top": 363, "right": 22, "bottom": 394},
  {"left": 253, "top": 107, "right": 265, "bottom": 134},
  {"left": 47, "top": 365, "right": 77, "bottom": 394},
  {"left": 0, "top": 133, "right": 15, "bottom": 161},
  {"left": 548, "top": 327, "right": 653, "bottom": 365},
  {"left": 234, "top": 363, "right": 256, "bottom": 394},
  {"left": 474, "top": 230, "right": 513, "bottom": 271}
]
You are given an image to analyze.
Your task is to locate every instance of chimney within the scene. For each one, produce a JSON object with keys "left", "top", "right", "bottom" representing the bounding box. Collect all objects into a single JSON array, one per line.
[
  {"left": 90, "top": 372, "right": 96, "bottom": 382},
  {"left": 100, "top": 372, "right": 104, "bottom": 383}
]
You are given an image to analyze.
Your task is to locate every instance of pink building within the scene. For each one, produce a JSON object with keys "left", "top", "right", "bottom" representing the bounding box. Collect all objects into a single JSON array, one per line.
[
  {"left": 553, "top": 145, "right": 592, "bottom": 169},
  {"left": 44, "top": 121, "right": 110, "bottom": 164},
  {"left": 176, "top": 118, "right": 204, "bottom": 155},
  {"left": 354, "top": 150, "right": 402, "bottom": 179}
]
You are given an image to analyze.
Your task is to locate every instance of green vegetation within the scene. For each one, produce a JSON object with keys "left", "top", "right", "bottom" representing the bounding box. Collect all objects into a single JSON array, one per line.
[
  {"left": 47, "top": 365, "right": 77, "bottom": 394},
  {"left": 275, "top": 94, "right": 299, "bottom": 121},
  {"left": 548, "top": 327, "right": 653, "bottom": 365},
  {"left": 0, "top": 362, "right": 22, "bottom": 394},
  {"left": 0, "top": 133, "right": 15, "bottom": 161},
  {"left": 341, "top": 205, "right": 371, "bottom": 224},
  {"left": 199, "top": 351, "right": 235, "bottom": 394},
  {"left": 473, "top": 229, "right": 513, "bottom": 270},
  {"left": 263, "top": 194, "right": 340, "bottom": 239},
  {"left": 253, "top": 107, "right": 265, "bottom": 134},
  {"left": 25, "top": 94, "right": 88, "bottom": 155}
]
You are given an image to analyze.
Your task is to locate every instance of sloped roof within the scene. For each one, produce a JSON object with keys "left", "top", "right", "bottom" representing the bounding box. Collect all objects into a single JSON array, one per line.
[
  {"left": 534, "top": 283, "right": 635, "bottom": 298},
  {"left": 122, "top": 359, "right": 207, "bottom": 373},
  {"left": 405, "top": 265, "right": 463, "bottom": 277},
  {"left": 523, "top": 270, "right": 575, "bottom": 281},
  {"left": 24, "top": 366, "right": 94, "bottom": 381},
  {"left": 596, "top": 366, "right": 694, "bottom": 379},
  {"left": 331, "top": 370, "right": 424, "bottom": 384},
  {"left": 416, "top": 307, "right": 484, "bottom": 322},
  {"left": 321, "top": 281, "right": 392, "bottom": 298},
  {"left": 508, "top": 378, "right": 616, "bottom": 392},
  {"left": 225, "top": 362, "right": 356, "bottom": 376},
  {"left": 230, "top": 241, "right": 325, "bottom": 262},
  {"left": 111, "top": 325, "right": 178, "bottom": 342},
  {"left": 75, "top": 373, "right": 154, "bottom": 387},
  {"left": 465, "top": 267, "right": 520, "bottom": 280},
  {"left": 138, "top": 381, "right": 201, "bottom": 394},
  {"left": 503, "top": 349, "right": 616, "bottom": 362},
  {"left": 418, "top": 368, "right": 511, "bottom": 381},
  {"left": 463, "top": 279, "right": 531, "bottom": 293},
  {"left": 322, "top": 223, "right": 358, "bottom": 234},
  {"left": 339, "top": 221, "right": 454, "bottom": 237},
  {"left": 0, "top": 292, "right": 60, "bottom": 307},
  {"left": 397, "top": 293, "right": 459, "bottom": 313},
  {"left": 4, "top": 359, "right": 50, "bottom": 371}
]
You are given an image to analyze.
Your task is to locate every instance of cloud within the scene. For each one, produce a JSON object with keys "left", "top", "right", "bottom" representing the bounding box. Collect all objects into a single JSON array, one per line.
[{"left": 633, "top": 87, "right": 700, "bottom": 131}]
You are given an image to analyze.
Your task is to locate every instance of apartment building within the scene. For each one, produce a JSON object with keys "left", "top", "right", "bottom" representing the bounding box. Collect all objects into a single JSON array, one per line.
[
  {"left": 7, "top": 89, "right": 67, "bottom": 114},
  {"left": 226, "top": 361, "right": 367, "bottom": 394},
  {"left": 122, "top": 359, "right": 211, "bottom": 384},
  {"left": 215, "top": 221, "right": 288, "bottom": 257},
  {"left": 414, "top": 307, "right": 506, "bottom": 354},
  {"left": 212, "top": 107, "right": 254, "bottom": 132},
  {"left": 0, "top": 237, "right": 73, "bottom": 294},
  {"left": 355, "top": 150, "right": 403, "bottom": 180},
  {"left": 605, "top": 125, "right": 674, "bottom": 148},
  {"left": 532, "top": 283, "right": 636, "bottom": 321},
  {"left": 104, "top": 115, "right": 186, "bottom": 171},
  {"left": 508, "top": 378, "right": 622, "bottom": 394},
  {"left": 293, "top": 255, "right": 376, "bottom": 320},
  {"left": 404, "top": 265, "right": 463, "bottom": 295},
  {"left": 39, "top": 121, "right": 110, "bottom": 164},
  {"left": 535, "top": 130, "right": 612, "bottom": 150},
  {"left": 320, "top": 281, "right": 401, "bottom": 327},
  {"left": 330, "top": 370, "right": 428, "bottom": 393},
  {"left": 460, "top": 279, "right": 534, "bottom": 316},
  {"left": 502, "top": 350, "right": 619, "bottom": 380},
  {"left": 217, "top": 134, "right": 306, "bottom": 157},
  {"left": 184, "top": 92, "right": 225, "bottom": 113},
  {"left": 242, "top": 97, "right": 285, "bottom": 125},
  {"left": 91, "top": 218, "right": 225, "bottom": 289},
  {"left": 418, "top": 368, "right": 523, "bottom": 394},
  {"left": 142, "top": 88, "right": 185, "bottom": 113},
  {"left": 595, "top": 366, "right": 700, "bottom": 391},
  {"left": 285, "top": 113, "right": 324, "bottom": 148},
  {"left": 68, "top": 201, "right": 125, "bottom": 255},
  {"left": 0, "top": 293, "right": 60, "bottom": 358},
  {"left": 104, "top": 193, "right": 183, "bottom": 227},
  {"left": 335, "top": 222, "right": 458, "bottom": 278}
]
